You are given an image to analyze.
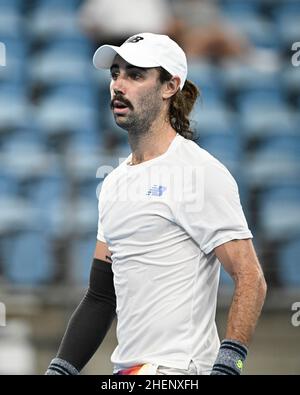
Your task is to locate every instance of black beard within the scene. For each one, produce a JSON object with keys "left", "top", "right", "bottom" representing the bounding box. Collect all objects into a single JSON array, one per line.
[
  {"left": 114, "top": 111, "right": 154, "bottom": 135},
  {"left": 113, "top": 88, "right": 162, "bottom": 136}
]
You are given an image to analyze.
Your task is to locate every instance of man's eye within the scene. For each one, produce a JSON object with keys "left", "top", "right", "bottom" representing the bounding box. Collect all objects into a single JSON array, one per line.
[
  {"left": 111, "top": 72, "right": 119, "bottom": 80},
  {"left": 130, "top": 72, "right": 142, "bottom": 80}
]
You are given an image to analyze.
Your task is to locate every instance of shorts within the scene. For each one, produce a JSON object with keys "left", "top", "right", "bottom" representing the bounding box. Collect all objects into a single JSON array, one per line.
[{"left": 113, "top": 360, "right": 200, "bottom": 375}]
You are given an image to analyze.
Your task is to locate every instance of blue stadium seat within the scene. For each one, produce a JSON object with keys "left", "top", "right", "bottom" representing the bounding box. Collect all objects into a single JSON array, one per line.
[
  {"left": 0, "top": 81, "right": 27, "bottom": 96},
  {"left": 0, "top": 10, "right": 24, "bottom": 38},
  {"left": 199, "top": 88, "right": 224, "bottom": 107},
  {"left": 278, "top": 17, "right": 300, "bottom": 48},
  {"left": 44, "top": 38, "right": 93, "bottom": 58},
  {"left": 34, "top": 0, "right": 82, "bottom": 12},
  {"left": 23, "top": 178, "right": 70, "bottom": 239},
  {"left": 221, "top": 64, "right": 280, "bottom": 94},
  {"left": 274, "top": 3, "right": 300, "bottom": 47},
  {"left": 70, "top": 125, "right": 105, "bottom": 151},
  {"left": 29, "top": 50, "right": 94, "bottom": 86},
  {"left": 246, "top": 156, "right": 299, "bottom": 189},
  {"left": 259, "top": 184, "right": 300, "bottom": 240},
  {"left": 29, "top": 7, "right": 86, "bottom": 41},
  {"left": 198, "top": 132, "right": 242, "bottom": 177},
  {"left": 222, "top": 12, "right": 278, "bottom": 48},
  {"left": 0, "top": 57, "right": 25, "bottom": 84},
  {"left": 239, "top": 99, "right": 295, "bottom": 138},
  {"left": 238, "top": 90, "right": 285, "bottom": 111},
  {"left": 220, "top": 62, "right": 247, "bottom": 92},
  {"left": 0, "top": 37, "right": 28, "bottom": 86},
  {"left": 187, "top": 61, "right": 220, "bottom": 91},
  {"left": 27, "top": 174, "right": 68, "bottom": 210},
  {"left": 47, "top": 84, "right": 98, "bottom": 108},
  {"left": 191, "top": 101, "right": 237, "bottom": 137},
  {"left": 70, "top": 234, "right": 96, "bottom": 284},
  {"left": 34, "top": 92, "right": 98, "bottom": 136},
  {"left": 245, "top": 135, "right": 300, "bottom": 187},
  {"left": 281, "top": 65, "right": 300, "bottom": 96},
  {"left": 257, "top": 135, "right": 300, "bottom": 159},
  {"left": 2, "top": 231, "right": 55, "bottom": 285},
  {"left": 260, "top": 183, "right": 300, "bottom": 206},
  {"left": 221, "top": 0, "right": 261, "bottom": 15},
  {"left": 2, "top": 139, "right": 56, "bottom": 181},
  {"left": 71, "top": 198, "right": 98, "bottom": 235},
  {"left": 275, "top": 0, "right": 300, "bottom": 14},
  {"left": 0, "top": 196, "right": 36, "bottom": 234},
  {"left": 297, "top": 95, "right": 300, "bottom": 110},
  {"left": 0, "top": 83, "right": 28, "bottom": 130},
  {"left": 0, "top": 173, "right": 18, "bottom": 196},
  {"left": 66, "top": 146, "right": 117, "bottom": 182},
  {"left": 4, "top": 128, "right": 46, "bottom": 148},
  {"left": 0, "top": 38, "right": 28, "bottom": 86},
  {"left": 0, "top": 37, "right": 28, "bottom": 60},
  {"left": 75, "top": 179, "right": 100, "bottom": 201},
  {"left": 0, "top": 0, "right": 23, "bottom": 11},
  {"left": 277, "top": 238, "right": 300, "bottom": 287},
  {"left": 42, "top": 198, "right": 72, "bottom": 238}
]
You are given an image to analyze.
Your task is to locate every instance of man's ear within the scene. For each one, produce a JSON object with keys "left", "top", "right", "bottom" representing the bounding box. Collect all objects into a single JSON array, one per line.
[{"left": 162, "top": 76, "right": 181, "bottom": 99}]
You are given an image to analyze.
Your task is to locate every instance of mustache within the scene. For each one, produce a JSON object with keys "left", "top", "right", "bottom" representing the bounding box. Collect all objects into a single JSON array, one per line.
[{"left": 110, "top": 95, "right": 133, "bottom": 110}]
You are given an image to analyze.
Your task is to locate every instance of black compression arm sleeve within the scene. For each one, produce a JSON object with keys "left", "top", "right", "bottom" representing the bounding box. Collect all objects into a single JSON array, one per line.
[{"left": 56, "top": 259, "right": 116, "bottom": 371}]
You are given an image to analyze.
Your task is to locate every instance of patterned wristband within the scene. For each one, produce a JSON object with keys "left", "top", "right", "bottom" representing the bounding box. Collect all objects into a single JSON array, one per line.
[
  {"left": 45, "top": 358, "right": 80, "bottom": 375},
  {"left": 211, "top": 339, "right": 248, "bottom": 375}
]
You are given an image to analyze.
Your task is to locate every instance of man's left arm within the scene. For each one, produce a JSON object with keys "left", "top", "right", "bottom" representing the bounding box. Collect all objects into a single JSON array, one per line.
[{"left": 211, "top": 238, "right": 267, "bottom": 375}]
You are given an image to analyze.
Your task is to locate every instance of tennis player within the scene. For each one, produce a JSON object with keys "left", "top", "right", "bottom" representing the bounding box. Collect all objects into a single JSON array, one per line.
[{"left": 46, "top": 33, "right": 267, "bottom": 375}]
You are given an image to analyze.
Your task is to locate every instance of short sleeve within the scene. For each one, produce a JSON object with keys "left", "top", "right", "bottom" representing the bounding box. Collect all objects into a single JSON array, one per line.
[
  {"left": 97, "top": 215, "right": 106, "bottom": 242},
  {"left": 175, "top": 160, "right": 253, "bottom": 255},
  {"left": 97, "top": 185, "right": 106, "bottom": 243}
]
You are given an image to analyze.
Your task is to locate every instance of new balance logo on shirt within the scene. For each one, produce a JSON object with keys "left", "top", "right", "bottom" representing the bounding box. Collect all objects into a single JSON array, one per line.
[{"left": 146, "top": 185, "right": 167, "bottom": 197}]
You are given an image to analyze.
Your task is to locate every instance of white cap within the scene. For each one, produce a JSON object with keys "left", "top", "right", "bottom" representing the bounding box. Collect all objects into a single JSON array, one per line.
[{"left": 93, "top": 32, "right": 188, "bottom": 90}]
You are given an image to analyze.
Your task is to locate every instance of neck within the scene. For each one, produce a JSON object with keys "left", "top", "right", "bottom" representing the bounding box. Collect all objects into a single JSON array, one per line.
[{"left": 127, "top": 116, "right": 177, "bottom": 165}]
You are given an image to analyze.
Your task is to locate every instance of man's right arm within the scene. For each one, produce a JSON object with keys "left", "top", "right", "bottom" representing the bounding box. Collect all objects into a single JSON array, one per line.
[{"left": 46, "top": 241, "right": 116, "bottom": 375}]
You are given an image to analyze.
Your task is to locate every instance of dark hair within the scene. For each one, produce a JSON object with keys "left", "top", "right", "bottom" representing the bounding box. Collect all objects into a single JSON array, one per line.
[{"left": 158, "top": 67, "right": 200, "bottom": 141}]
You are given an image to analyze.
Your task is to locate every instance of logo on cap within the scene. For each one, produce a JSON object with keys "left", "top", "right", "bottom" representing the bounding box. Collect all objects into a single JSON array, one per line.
[{"left": 126, "top": 36, "right": 144, "bottom": 44}]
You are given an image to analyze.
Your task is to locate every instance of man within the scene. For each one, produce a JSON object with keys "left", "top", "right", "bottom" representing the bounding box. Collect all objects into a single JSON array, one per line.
[{"left": 46, "top": 33, "right": 267, "bottom": 375}]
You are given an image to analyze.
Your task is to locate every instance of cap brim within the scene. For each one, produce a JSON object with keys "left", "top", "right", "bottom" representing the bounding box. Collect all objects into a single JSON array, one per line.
[{"left": 93, "top": 44, "right": 160, "bottom": 70}]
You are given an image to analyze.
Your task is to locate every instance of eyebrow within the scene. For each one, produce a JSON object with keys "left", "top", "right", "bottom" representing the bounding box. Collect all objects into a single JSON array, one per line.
[{"left": 110, "top": 64, "right": 147, "bottom": 73}]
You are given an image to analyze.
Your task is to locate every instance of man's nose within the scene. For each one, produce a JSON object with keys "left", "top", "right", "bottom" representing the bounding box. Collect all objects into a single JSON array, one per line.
[
  {"left": 111, "top": 78, "right": 126, "bottom": 95},
  {"left": 113, "top": 88, "right": 124, "bottom": 96}
]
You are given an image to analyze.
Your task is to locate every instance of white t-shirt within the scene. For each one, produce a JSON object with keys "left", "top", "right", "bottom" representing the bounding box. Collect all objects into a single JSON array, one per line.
[{"left": 97, "top": 134, "right": 252, "bottom": 373}]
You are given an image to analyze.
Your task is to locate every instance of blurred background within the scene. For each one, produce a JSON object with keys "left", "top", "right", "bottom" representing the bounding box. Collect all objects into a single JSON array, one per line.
[{"left": 0, "top": 0, "right": 299, "bottom": 375}]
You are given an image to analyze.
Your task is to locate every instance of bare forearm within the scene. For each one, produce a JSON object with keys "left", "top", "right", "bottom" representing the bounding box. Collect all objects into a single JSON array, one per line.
[
  {"left": 226, "top": 272, "right": 267, "bottom": 346},
  {"left": 212, "top": 239, "right": 266, "bottom": 375}
]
